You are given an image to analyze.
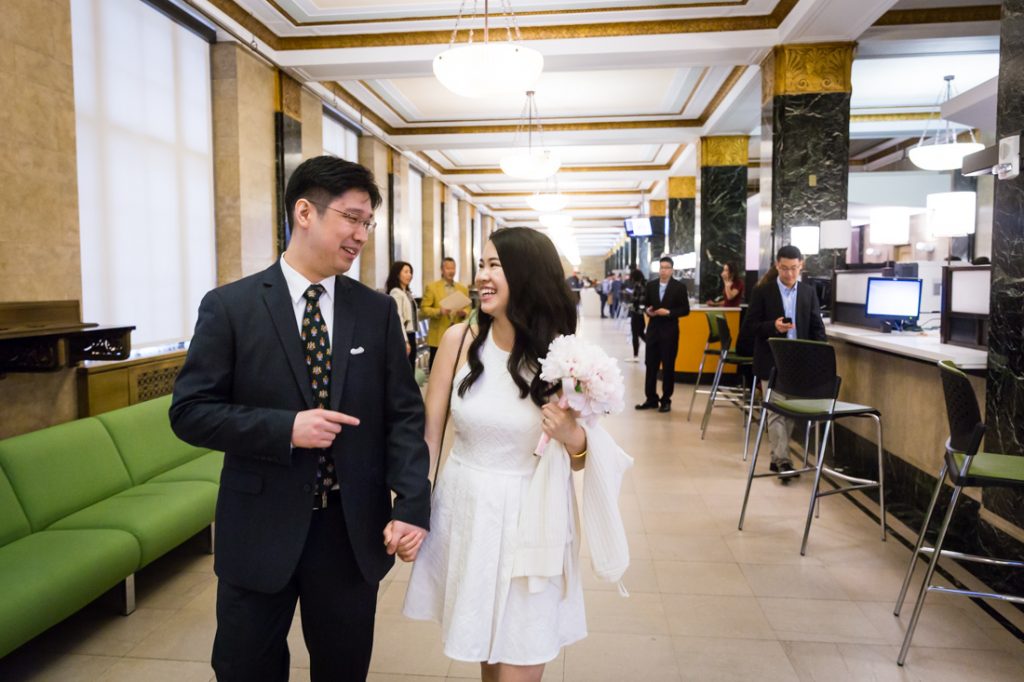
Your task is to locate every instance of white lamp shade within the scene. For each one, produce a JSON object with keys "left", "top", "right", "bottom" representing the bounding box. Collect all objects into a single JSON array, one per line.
[
  {"left": 538, "top": 213, "right": 572, "bottom": 229},
  {"left": 819, "top": 219, "right": 852, "bottom": 249},
  {"left": 432, "top": 43, "right": 544, "bottom": 99},
  {"left": 674, "top": 252, "right": 696, "bottom": 270},
  {"left": 926, "top": 191, "right": 976, "bottom": 237},
  {"left": 869, "top": 208, "right": 911, "bottom": 245},
  {"left": 908, "top": 141, "right": 985, "bottom": 171},
  {"left": 500, "top": 150, "right": 561, "bottom": 180},
  {"left": 790, "top": 225, "right": 820, "bottom": 255},
  {"left": 526, "top": 192, "right": 568, "bottom": 212}
]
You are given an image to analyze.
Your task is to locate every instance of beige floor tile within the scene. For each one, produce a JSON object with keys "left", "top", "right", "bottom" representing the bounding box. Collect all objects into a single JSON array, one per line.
[
  {"left": 60, "top": 608, "right": 178, "bottom": 657},
  {"left": 673, "top": 636, "right": 800, "bottom": 681},
  {"left": 662, "top": 594, "right": 776, "bottom": 640},
  {"left": 136, "top": 570, "right": 216, "bottom": 611},
  {"left": 780, "top": 640, "right": 862, "bottom": 682},
  {"left": 648, "top": 533, "right": 736, "bottom": 563},
  {"left": 654, "top": 560, "right": 753, "bottom": 596},
  {"left": 0, "top": 653, "right": 120, "bottom": 682},
  {"left": 858, "top": 600, "right": 1004, "bottom": 651},
  {"left": 584, "top": 590, "right": 670, "bottom": 635},
  {"left": 125, "top": 607, "right": 217, "bottom": 661},
  {"left": 94, "top": 658, "right": 212, "bottom": 682},
  {"left": 563, "top": 632, "right": 680, "bottom": 681},
  {"left": 740, "top": 563, "right": 849, "bottom": 600},
  {"left": 642, "top": 509, "right": 724, "bottom": 536},
  {"left": 758, "top": 597, "right": 887, "bottom": 645},
  {"left": 900, "top": 645, "right": 1024, "bottom": 680},
  {"left": 369, "top": 614, "right": 451, "bottom": 677}
]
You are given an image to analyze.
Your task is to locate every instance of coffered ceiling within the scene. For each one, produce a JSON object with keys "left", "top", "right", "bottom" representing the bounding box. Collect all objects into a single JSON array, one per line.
[{"left": 188, "top": 0, "right": 1002, "bottom": 256}]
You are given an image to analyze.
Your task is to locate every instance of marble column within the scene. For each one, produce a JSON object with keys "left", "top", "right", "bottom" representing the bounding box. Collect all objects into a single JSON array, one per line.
[
  {"left": 668, "top": 177, "right": 696, "bottom": 255},
  {"left": 698, "top": 136, "right": 748, "bottom": 301},
  {"left": 759, "top": 43, "right": 855, "bottom": 276},
  {"left": 984, "top": 0, "right": 1024, "bottom": 529},
  {"left": 358, "top": 136, "right": 391, "bottom": 289},
  {"left": 648, "top": 200, "right": 667, "bottom": 258},
  {"left": 421, "top": 176, "right": 444, "bottom": 280}
]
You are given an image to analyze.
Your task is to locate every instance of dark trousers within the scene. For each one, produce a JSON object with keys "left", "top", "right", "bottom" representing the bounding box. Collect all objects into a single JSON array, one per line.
[
  {"left": 212, "top": 493, "right": 379, "bottom": 682},
  {"left": 598, "top": 294, "right": 608, "bottom": 317},
  {"left": 644, "top": 323, "right": 679, "bottom": 404},
  {"left": 407, "top": 331, "right": 417, "bottom": 369},
  {"left": 428, "top": 345, "right": 438, "bottom": 369},
  {"left": 630, "top": 312, "right": 646, "bottom": 357}
]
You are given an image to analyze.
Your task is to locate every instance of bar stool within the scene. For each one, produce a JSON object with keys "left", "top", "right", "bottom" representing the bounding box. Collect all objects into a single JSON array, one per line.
[
  {"left": 738, "top": 338, "right": 886, "bottom": 555},
  {"left": 699, "top": 315, "right": 754, "bottom": 448},
  {"left": 687, "top": 312, "right": 723, "bottom": 421},
  {"left": 893, "top": 360, "right": 1024, "bottom": 666}
]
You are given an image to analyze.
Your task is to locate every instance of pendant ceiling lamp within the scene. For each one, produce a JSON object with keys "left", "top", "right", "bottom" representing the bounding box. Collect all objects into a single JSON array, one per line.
[
  {"left": 908, "top": 75, "right": 984, "bottom": 171},
  {"left": 526, "top": 174, "right": 567, "bottom": 212},
  {"left": 433, "top": 0, "right": 544, "bottom": 99},
  {"left": 500, "top": 91, "right": 561, "bottom": 180}
]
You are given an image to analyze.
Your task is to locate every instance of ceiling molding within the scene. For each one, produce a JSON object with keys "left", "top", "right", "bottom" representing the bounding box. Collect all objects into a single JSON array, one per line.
[
  {"left": 440, "top": 144, "right": 685, "bottom": 175},
  {"left": 261, "top": 0, "right": 754, "bottom": 28},
  {"left": 871, "top": 6, "right": 1001, "bottom": 28},
  {"left": 850, "top": 112, "right": 941, "bottom": 123},
  {"left": 204, "top": 0, "right": 799, "bottom": 50}
]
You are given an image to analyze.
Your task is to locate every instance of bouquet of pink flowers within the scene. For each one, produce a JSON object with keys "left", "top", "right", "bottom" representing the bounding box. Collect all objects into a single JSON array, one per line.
[{"left": 534, "top": 334, "right": 626, "bottom": 455}]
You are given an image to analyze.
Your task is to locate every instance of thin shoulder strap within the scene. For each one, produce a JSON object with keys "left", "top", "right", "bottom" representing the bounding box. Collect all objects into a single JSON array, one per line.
[{"left": 432, "top": 324, "right": 473, "bottom": 487}]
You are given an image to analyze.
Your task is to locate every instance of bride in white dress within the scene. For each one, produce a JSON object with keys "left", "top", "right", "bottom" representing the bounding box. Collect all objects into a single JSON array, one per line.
[{"left": 403, "top": 227, "right": 588, "bottom": 682}]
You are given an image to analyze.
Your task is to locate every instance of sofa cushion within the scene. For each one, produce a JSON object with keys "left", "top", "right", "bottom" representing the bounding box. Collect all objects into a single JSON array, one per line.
[
  {"left": 0, "top": 528, "right": 140, "bottom": 658},
  {"left": 50, "top": 480, "right": 217, "bottom": 567},
  {"left": 0, "top": 419, "right": 131, "bottom": 531},
  {"left": 149, "top": 451, "right": 224, "bottom": 485},
  {"left": 0, "top": 466, "right": 30, "bottom": 547},
  {"left": 96, "top": 395, "right": 208, "bottom": 485}
]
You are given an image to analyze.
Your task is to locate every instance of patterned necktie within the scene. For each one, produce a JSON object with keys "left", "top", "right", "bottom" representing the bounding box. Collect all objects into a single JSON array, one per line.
[{"left": 300, "top": 284, "right": 336, "bottom": 509}]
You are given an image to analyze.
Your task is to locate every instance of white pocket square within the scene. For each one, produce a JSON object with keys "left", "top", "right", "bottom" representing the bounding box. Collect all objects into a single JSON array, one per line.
[{"left": 350, "top": 347, "right": 365, "bottom": 355}]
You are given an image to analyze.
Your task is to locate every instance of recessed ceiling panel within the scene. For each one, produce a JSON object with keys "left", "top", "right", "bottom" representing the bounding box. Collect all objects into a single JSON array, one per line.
[{"left": 851, "top": 53, "right": 1000, "bottom": 109}]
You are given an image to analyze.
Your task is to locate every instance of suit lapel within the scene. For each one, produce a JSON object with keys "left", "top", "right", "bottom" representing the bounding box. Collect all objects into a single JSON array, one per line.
[
  {"left": 329, "top": 276, "right": 356, "bottom": 412},
  {"left": 261, "top": 265, "right": 314, "bottom": 409}
]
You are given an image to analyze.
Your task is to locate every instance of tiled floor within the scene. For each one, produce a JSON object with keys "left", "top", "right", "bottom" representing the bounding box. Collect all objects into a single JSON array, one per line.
[{"left": 2, "top": 315, "right": 1023, "bottom": 681}]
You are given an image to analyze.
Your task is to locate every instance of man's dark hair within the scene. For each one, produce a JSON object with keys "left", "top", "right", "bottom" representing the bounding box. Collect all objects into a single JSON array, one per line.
[
  {"left": 659, "top": 256, "right": 675, "bottom": 267},
  {"left": 285, "top": 155, "right": 382, "bottom": 224},
  {"left": 442, "top": 257, "right": 456, "bottom": 266},
  {"left": 776, "top": 245, "right": 804, "bottom": 261}
]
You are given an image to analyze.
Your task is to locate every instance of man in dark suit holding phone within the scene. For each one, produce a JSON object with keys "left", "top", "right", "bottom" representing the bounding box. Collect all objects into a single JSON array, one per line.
[
  {"left": 170, "top": 156, "right": 431, "bottom": 681},
  {"left": 741, "top": 245, "right": 827, "bottom": 480},
  {"left": 636, "top": 256, "right": 690, "bottom": 413}
]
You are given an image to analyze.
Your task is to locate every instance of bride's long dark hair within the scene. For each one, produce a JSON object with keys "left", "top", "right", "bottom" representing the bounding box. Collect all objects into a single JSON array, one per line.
[{"left": 457, "top": 227, "right": 578, "bottom": 407}]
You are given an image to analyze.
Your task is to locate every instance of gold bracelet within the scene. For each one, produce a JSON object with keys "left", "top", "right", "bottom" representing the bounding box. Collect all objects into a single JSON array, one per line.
[{"left": 570, "top": 448, "right": 588, "bottom": 459}]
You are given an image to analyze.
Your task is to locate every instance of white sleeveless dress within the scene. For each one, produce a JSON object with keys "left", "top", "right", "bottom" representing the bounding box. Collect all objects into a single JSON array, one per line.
[{"left": 402, "top": 333, "right": 587, "bottom": 665}]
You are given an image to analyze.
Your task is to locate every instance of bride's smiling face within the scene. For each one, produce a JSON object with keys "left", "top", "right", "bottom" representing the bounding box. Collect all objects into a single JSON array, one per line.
[{"left": 476, "top": 240, "right": 508, "bottom": 317}]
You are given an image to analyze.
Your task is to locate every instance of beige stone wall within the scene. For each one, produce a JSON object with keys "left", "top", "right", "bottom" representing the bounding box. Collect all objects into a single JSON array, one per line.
[
  {"left": 0, "top": 0, "right": 82, "bottom": 437},
  {"left": 211, "top": 43, "right": 277, "bottom": 286},
  {"left": 458, "top": 201, "right": 474, "bottom": 287}
]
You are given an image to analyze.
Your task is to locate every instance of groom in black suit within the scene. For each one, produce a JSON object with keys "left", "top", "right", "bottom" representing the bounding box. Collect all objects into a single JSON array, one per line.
[
  {"left": 170, "top": 156, "right": 431, "bottom": 682},
  {"left": 636, "top": 256, "right": 690, "bottom": 413}
]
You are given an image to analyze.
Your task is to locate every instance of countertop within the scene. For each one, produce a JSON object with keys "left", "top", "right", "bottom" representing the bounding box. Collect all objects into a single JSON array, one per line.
[{"left": 826, "top": 322, "right": 987, "bottom": 370}]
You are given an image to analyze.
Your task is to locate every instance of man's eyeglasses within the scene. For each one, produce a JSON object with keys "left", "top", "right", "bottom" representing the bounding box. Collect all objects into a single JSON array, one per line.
[
  {"left": 777, "top": 265, "right": 803, "bottom": 273},
  {"left": 309, "top": 202, "right": 376, "bottom": 232}
]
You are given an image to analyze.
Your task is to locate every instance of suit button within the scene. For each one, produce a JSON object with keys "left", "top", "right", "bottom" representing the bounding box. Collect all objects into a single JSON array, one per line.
[{"left": 302, "top": 484, "right": 312, "bottom": 493}]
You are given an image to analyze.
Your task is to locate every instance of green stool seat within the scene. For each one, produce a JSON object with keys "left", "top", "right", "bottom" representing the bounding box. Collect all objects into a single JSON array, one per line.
[{"left": 770, "top": 398, "right": 877, "bottom": 418}]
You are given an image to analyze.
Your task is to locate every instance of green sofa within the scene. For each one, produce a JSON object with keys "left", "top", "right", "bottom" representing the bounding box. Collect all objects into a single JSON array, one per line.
[{"left": 0, "top": 395, "right": 222, "bottom": 658}]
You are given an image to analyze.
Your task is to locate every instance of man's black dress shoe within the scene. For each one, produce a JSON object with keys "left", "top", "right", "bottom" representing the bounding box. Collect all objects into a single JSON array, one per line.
[
  {"left": 658, "top": 402, "right": 672, "bottom": 413},
  {"left": 776, "top": 460, "right": 799, "bottom": 484},
  {"left": 635, "top": 401, "right": 659, "bottom": 410}
]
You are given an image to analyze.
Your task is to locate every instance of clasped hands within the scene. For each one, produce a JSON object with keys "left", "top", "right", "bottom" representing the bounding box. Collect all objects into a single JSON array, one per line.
[{"left": 292, "top": 409, "right": 428, "bottom": 562}]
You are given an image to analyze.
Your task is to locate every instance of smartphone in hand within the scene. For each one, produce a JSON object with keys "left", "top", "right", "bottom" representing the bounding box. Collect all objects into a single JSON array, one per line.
[{"left": 782, "top": 316, "right": 792, "bottom": 324}]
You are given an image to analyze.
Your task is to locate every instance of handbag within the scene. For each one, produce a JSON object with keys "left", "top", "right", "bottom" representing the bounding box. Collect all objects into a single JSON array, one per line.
[{"left": 431, "top": 323, "right": 473, "bottom": 487}]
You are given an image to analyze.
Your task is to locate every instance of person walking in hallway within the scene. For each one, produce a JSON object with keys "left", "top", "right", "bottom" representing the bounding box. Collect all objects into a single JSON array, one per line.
[
  {"left": 636, "top": 257, "right": 690, "bottom": 413},
  {"left": 169, "top": 156, "right": 431, "bottom": 682},
  {"left": 740, "top": 244, "right": 827, "bottom": 480},
  {"left": 626, "top": 268, "right": 647, "bottom": 362},
  {"left": 386, "top": 260, "right": 418, "bottom": 369},
  {"left": 421, "top": 257, "right": 471, "bottom": 370}
]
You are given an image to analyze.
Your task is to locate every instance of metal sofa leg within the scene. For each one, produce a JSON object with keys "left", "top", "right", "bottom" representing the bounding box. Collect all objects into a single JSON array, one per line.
[{"left": 121, "top": 574, "right": 136, "bottom": 616}]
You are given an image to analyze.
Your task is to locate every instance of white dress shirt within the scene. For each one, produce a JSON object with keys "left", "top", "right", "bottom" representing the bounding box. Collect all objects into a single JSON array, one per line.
[{"left": 279, "top": 254, "right": 335, "bottom": 338}]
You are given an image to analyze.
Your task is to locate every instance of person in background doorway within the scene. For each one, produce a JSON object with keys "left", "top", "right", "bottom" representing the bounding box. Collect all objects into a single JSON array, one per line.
[
  {"left": 421, "top": 257, "right": 471, "bottom": 370},
  {"left": 387, "top": 260, "right": 418, "bottom": 369}
]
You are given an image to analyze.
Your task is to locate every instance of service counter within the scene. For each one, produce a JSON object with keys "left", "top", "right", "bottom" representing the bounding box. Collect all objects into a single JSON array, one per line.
[
  {"left": 673, "top": 305, "right": 743, "bottom": 380},
  {"left": 823, "top": 322, "right": 1024, "bottom": 584}
]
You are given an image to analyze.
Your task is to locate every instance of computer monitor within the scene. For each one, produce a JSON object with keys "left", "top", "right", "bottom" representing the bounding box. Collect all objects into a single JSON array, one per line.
[
  {"left": 630, "top": 216, "right": 653, "bottom": 237},
  {"left": 865, "top": 277, "right": 922, "bottom": 322},
  {"left": 623, "top": 218, "right": 634, "bottom": 236}
]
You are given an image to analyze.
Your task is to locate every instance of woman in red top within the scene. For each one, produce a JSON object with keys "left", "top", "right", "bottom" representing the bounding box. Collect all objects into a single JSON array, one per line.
[{"left": 707, "top": 261, "right": 744, "bottom": 306}]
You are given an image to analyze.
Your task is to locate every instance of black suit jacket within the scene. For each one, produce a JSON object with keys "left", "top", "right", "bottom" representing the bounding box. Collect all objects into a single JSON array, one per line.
[
  {"left": 645, "top": 278, "right": 690, "bottom": 334},
  {"left": 740, "top": 278, "right": 827, "bottom": 380},
  {"left": 170, "top": 263, "right": 430, "bottom": 593}
]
